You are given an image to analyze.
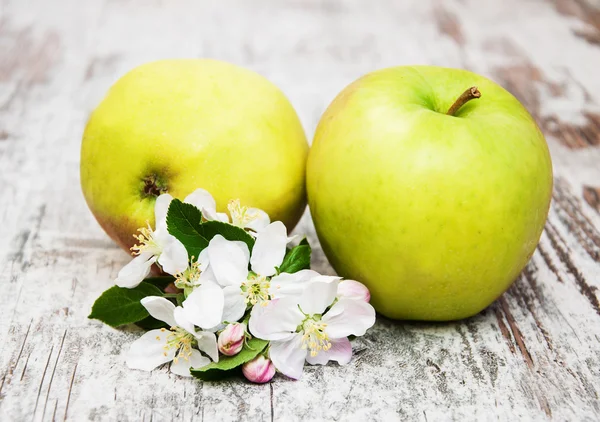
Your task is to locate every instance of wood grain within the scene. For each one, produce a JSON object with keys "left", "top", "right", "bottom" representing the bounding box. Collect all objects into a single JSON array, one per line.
[{"left": 0, "top": 0, "right": 599, "bottom": 420}]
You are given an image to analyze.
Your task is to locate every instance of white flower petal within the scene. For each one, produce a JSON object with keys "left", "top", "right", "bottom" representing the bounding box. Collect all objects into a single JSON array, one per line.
[
  {"left": 157, "top": 238, "right": 188, "bottom": 275},
  {"left": 249, "top": 298, "right": 304, "bottom": 341},
  {"left": 126, "top": 329, "right": 175, "bottom": 371},
  {"left": 251, "top": 221, "right": 288, "bottom": 277},
  {"left": 268, "top": 270, "right": 321, "bottom": 300},
  {"left": 245, "top": 208, "right": 270, "bottom": 232},
  {"left": 115, "top": 253, "right": 156, "bottom": 288},
  {"left": 197, "top": 248, "right": 218, "bottom": 285},
  {"left": 194, "top": 331, "right": 219, "bottom": 362},
  {"left": 198, "top": 248, "right": 210, "bottom": 271},
  {"left": 203, "top": 208, "right": 230, "bottom": 223},
  {"left": 222, "top": 286, "right": 247, "bottom": 323},
  {"left": 337, "top": 279, "right": 371, "bottom": 302},
  {"left": 173, "top": 306, "right": 195, "bottom": 333},
  {"left": 182, "top": 281, "right": 224, "bottom": 329},
  {"left": 287, "top": 234, "right": 302, "bottom": 244},
  {"left": 215, "top": 212, "right": 230, "bottom": 223},
  {"left": 322, "top": 298, "right": 376, "bottom": 338},
  {"left": 154, "top": 194, "right": 174, "bottom": 231},
  {"left": 269, "top": 334, "right": 307, "bottom": 380},
  {"left": 233, "top": 240, "right": 251, "bottom": 265},
  {"left": 199, "top": 264, "right": 217, "bottom": 285},
  {"left": 206, "top": 235, "right": 249, "bottom": 286},
  {"left": 140, "top": 296, "right": 177, "bottom": 327},
  {"left": 184, "top": 189, "right": 217, "bottom": 213},
  {"left": 298, "top": 280, "right": 339, "bottom": 316},
  {"left": 170, "top": 349, "right": 211, "bottom": 377},
  {"left": 305, "top": 337, "right": 352, "bottom": 366}
]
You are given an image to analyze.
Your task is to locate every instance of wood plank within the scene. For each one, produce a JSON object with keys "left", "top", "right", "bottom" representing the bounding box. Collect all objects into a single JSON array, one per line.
[{"left": 0, "top": 0, "right": 599, "bottom": 420}]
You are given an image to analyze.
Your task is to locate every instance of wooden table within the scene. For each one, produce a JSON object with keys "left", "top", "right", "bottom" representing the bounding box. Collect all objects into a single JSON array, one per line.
[{"left": 1, "top": 0, "right": 599, "bottom": 420}]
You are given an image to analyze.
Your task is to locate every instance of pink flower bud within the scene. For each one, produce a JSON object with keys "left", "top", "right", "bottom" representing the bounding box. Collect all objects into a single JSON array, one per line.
[
  {"left": 218, "top": 323, "right": 246, "bottom": 356},
  {"left": 337, "top": 279, "right": 371, "bottom": 302},
  {"left": 242, "top": 355, "right": 276, "bottom": 384}
]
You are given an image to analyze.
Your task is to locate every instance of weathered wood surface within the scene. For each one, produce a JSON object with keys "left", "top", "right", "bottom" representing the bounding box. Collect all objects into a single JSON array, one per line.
[{"left": 1, "top": 0, "right": 600, "bottom": 420}]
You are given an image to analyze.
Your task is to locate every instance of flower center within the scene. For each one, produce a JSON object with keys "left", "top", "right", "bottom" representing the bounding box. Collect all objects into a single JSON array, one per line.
[
  {"left": 174, "top": 261, "right": 202, "bottom": 289},
  {"left": 241, "top": 273, "right": 271, "bottom": 306},
  {"left": 160, "top": 327, "right": 196, "bottom": 363},
  {"left": 301, "top": 318, "right": 331, "bottom": 357},
  {"left": 228, "top": 199, "right": 259, "bottom": 228},
  {"left": 131, "top": 222, "right": 161, "bottom": 255}
]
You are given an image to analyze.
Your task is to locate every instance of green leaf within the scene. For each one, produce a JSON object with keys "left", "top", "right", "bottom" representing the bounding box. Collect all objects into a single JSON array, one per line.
[
  {"left": 166, "top": 199, "right": 209, "bottom": 259},
  {"left": 278, "top": 238, "right": 311, "bottom": 274},
  {"left": 88, "top": 282, "right": 164, "bottom": 328},
  {"left": 143, "top": 276, "right": 175, "bottom": 290},
  {"left": 190, "top": 337, "right": 269, "bottom": 381},
  {"left": 196, "top": 220, "right": 255, "bottom": 253}
]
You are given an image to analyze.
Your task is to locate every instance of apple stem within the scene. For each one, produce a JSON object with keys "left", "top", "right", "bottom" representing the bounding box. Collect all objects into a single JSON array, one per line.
[{"left": 446, "top": 86, "right": 481, "bottom": 116}]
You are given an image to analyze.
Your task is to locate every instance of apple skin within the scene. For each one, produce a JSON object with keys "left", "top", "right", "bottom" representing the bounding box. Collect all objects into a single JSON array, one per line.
[
  {"left": 307, "top": 66, "right": 553, "bottom": 321},
  {"left": 81, "top": 59, "right": 308, "bottom": 251}
]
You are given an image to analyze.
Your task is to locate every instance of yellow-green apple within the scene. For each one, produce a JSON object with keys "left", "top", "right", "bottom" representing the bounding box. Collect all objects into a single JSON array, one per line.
[
  {"left": 81, "top": 59, "right": 308, "bottom": 251},
  {"left": 307, "top": 66, "right": 553, "bottom": 321}
]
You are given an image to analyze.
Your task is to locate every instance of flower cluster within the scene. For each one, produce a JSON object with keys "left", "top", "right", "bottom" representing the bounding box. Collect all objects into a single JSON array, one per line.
[{"left": 89, "top": 188, "right": 376, "bottom": 382}]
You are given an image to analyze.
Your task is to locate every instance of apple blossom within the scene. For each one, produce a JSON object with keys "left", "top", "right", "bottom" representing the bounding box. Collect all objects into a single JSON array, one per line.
[
  {"left": 242, "top": 355, "right": 276, "bottom": 384},
  {"left": 337, "top": 279, "right": 371, "bottom": 302},
  {"left": 217, "top": 323, "right": 246, "bottom": 356},
  {"left": 182, "top": 188, "right": 229, "bottom": 223},
  {"left": 125, "top": 296, "right": 217, "bottom": 377},
  {"left": 227, "top": 199, "right": 270, "bottom": 233},
  {"left": 249, "top": 280, "right": 376, "bottom": 380},
  {"left": 115, "top": 194, "right": 187, "bottom": 288},
  {"left": 196, "top": 225, "right": 332, "bottom": 318}
]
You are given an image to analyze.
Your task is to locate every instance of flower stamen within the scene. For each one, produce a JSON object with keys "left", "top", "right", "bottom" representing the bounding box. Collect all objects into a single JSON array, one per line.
[
  {"left": 174, "top": 260, "right": 202, "bottom": 289},
  {"left": 163, "top": 327, "right": 196, "bottom": 364},
  {"left": 241, "top": 274, "right": 271, "bottom": 306},
  {"left": 228, "top": 199, "right": 260, "bottom": 228},
  {"left": 130, "top": 222, "right": 161, "bottom": 255},
  {"left": 301, "top": 318, "right": 331, "bottom": 357}
]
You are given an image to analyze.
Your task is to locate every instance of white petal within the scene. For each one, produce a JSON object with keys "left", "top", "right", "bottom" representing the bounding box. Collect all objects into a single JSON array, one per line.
[
  {"left": 182, "top": 281, "right": 224, "bottom": 329},
  {"left": 203, "top": 207, "right": 229, "bottom": 223},
  {"left": 170, "top": 349, "right": 211, "bottom": 377},
  {"left": 206, "top": 235, "right": 249, "bottom": 286},
  {"left": 287, "top": 234, "right": 302, "bottom": 244},
  {"left": 222, "top": 286, "right": 247, "bottom": 323},
  {"left": 249, "top": 298, "right": 304, "bottom": 341},
  {"left": 306, "top": 337, "right": 352, "bottom": 366},
  {"left": 154, "top": 194, "right": 174, "bottom": 231},
  {"left": 115, "top": 253, "right": 156, "bottom": 288},
  {"left": 126, "top": 329, "right": 175, "bottom": 371},
  {"left": 244, "top": 208, "right": 270, "bottom": 232},
  {"left": 184, "top": 189, "right": 217, "bottom": 213},
  {"left": 194, "top": 331, "right": 219, "bottom": 362},
  {"left": 199, "top": 264, "right": 217, "bottom": 285},
  {"left": 157, "top": 238, "right": 188, "bottom": 275},
  {"left": 251, "top": 221, "right": 288, "bottom": 277},
  {"left": 269, "top": 334, "right": 307, "bottom": 380},
  {"left": 268, "top": 270, "right": 321, "bottom": 300},
  {"left": 198, "top": 248, "right": 210, "bottom": 271},
  {"left": 322, "top": 298, "right": 376, "bottom": 338},
  {"left": 233, "top": 240, "right": 251, "bottom": 265},
  {"left": 337, "top": 279, "right": 371, "bottom": 302},
  {"left": 173, "top": 306, "right": 195, "bottom": 333},
  {"left": 215, "top": 212, "right": 230, "bottom": 223},
  {"left": 298, "top": 280, "right": 339, "bottom": 316},
  {"left": 197, "top": 248, "right": 217, "bottom": 284},
  {"left": 140, "top": 296, "right": 177, "bottom": 327}
]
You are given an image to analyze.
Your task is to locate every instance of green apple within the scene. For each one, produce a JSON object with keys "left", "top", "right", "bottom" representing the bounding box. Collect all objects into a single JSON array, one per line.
[
  {"left": 81, "top": 59, "right": 308, "bottom": 251},
  {"left": 307, "top": 66, "right": 553, "bottom": 321}
]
